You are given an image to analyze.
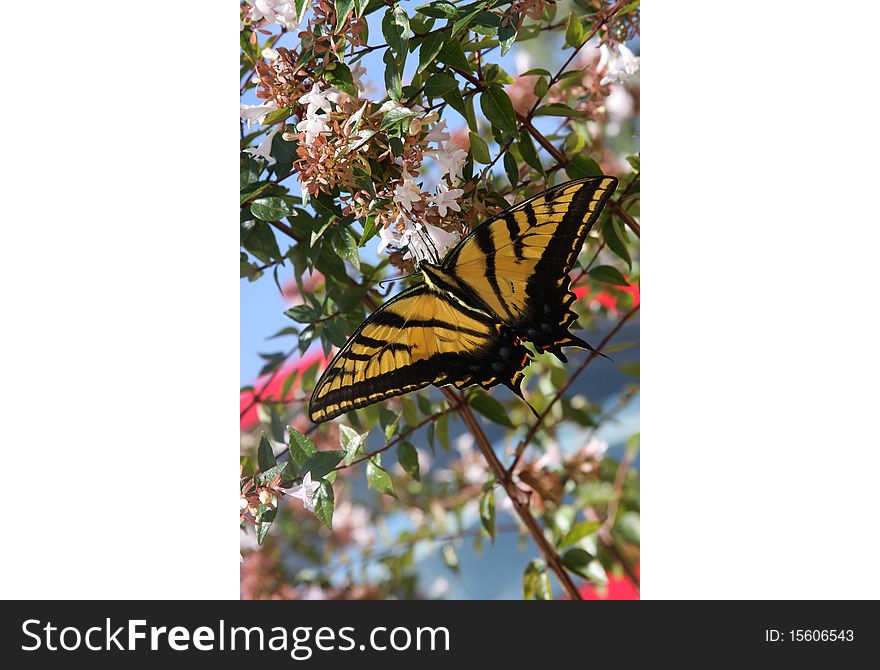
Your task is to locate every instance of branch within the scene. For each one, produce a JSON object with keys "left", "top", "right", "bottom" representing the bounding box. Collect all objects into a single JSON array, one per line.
[{"left": 440, "top": 387, "right": 583, "bottom": 600}]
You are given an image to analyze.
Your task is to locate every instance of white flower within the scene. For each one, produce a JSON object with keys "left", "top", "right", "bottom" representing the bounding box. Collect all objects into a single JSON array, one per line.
[
  {"left": 597, "top": 42, "right": 640, "bottom": 86},
  {"left": 424, "top": 120, "right": 450, "bottom": 145},
  {"left": 240, "top": 101, "right": 276, "bottom": 129},
  {"left": 262, "top": 47, "right": 279, "bottom": 61},
  {"left": 402, "top": 222, "right": 461, "bottom": 264},
  {"left": 299, "top": 82, "right": 335, "bottom": 114},
  {"left": 427, "top": 142, "right": 468, "bottom": 180},
  {"left": 427, "top": 182, "right": 463, "bottom": 217},
  {"left": 284, "top": 471, "right": 321, "bottom": 513},
  {"left": 244, "top": 127, "right": 278, "bottom": 163},
  {"left": 350, "top": 62, "right": 367, "bottom": 93},
  {"left": 377, "top": 220, "right": 404, "bottom": 255},
  {"left": 393, "top": 178, "right": 421, "bottom": 212},
  {"left": 247, "top": 1, "right": 299, "bottom": 30},
  {"left": 296, "top": 111, "right": 330, "bottom": 145}
]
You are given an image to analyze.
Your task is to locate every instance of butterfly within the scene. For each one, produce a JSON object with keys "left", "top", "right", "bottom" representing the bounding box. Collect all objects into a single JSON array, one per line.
[{"left": 309, "top": 176, "right": 618, "bottom": 424}]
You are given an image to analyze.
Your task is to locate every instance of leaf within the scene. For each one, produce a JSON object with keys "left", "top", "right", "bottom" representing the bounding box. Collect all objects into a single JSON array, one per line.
[
  {"left": 558, "top": 520, "right": 602, "bottom": 550},
  {"left": 589, "top": 265, "right": 630, "bottom": 286},
  {"left": 424, "top": 72, "right": 458, "bottom": 98},
  {"left": 534, "top": 103, "right": 583, "bottom": 117},
  {"left": 331, "top": 227, "right": 360, "bottom": 271},
  {"left": 313, "top": 480, "right": 335, "bottom": 530},
  {"left": 437, "top": 39, "right": 471, "bottom": 72},
  {"left": 250, "top": 196, "right": 298, "bottom": 221},
  {"left": 300, "top": 450, "right": 344, "bottom": 480},
  {"left": 383, "top": 49, "right": 403, "bottom": 101},
  {"left": 565, "top": 11, "right": 584, "bottom": 47},
  {"left": 436, "top": 412, "right": 450, "bottom": 450},
  {"left": 397, "top": 441, "right": 421, "bottom": 481},
  {"left": 417, "top": 31, "right": 445, "bottom": 74},
  {"left": 325, "top": 62, "right": 357, "bottom": 97},
  {"left": 288, "top": 427, "right": 318, "bottom": 469},
  {"left": 520, "top": 68, "right": 552, "bottom": 77},
  {"left": 523, "top": 559, "right": 552, "bottom": 600},
  {"left": 602, "top": 214, "right": 632, "bottom": 269},
  {"left": 503, "top": 151, "right": 518, "bottom": 187},
  {"left": 382, "top": 5, "right": 410, "bottom": 59},
  {"left": 498, "top": 12, "right": 517, "bottom": 56},
  {"left": 441, "top": 543, "right": 459, "bottom": 571},
  {"left": 334, "top": 0, "right": 356, "bottom": 23},
  {"left": 339, "top": 424, "right": 366, "bottom": 465},
  {"left": 240, "top": 154, "right": 261, "bottom": 189},
  {"left": 441, "top": 87, "right": 468, "bottom": 119},
  {"left": 285, "top": 304, "right": 317, "bottom": 323},
  {"left": 241, "top": 221, "right": 281, "bottom": 263},
  {"left": 517, "top": 130, "right": 542, "bottom": 173},
  {"left": 469, "top": 132, "right": 491, "bottom": 164},
  {"left": 257, "top": 434, "right": 277, "bottom": 472},
  {"left": 566, "top": 154, "right": 603, "bottom": 179},
  {"left": 380, "top": 105, "right": 418, "bottom": 130},
  {"left": 255, "top": 505, "right": 277, "bottom": 546},
  {"left": 616, "top": 511, "right": 640, "bottom": 544},
  {"left": 416, "top": 2, "right": 458, "bottom": 19},
  {"left": 480, "top": 86, "right": 518, "bottom": 136},
  {"left": 561, "top": 548, "right": 593, "bottom": 579},
  {"left": 479, "top": 485, "right": 495, "bottom": 540},
  {"left": 451, "top": 8, "right": 483, "bottom": 38},
  {"left": 294, "top": 0, "right": 310, "bottom": 26},
  {"left": 469, "top": 390, "right": 515, "bottom": 428},
  {"left": 366, "top": 458, "right": 397, "bottom": 498}
]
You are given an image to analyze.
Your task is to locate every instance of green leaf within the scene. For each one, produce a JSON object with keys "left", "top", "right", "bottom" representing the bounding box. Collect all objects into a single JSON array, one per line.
[
  {"left": 469, "top": 390, "right": 515, "bottom": 428},
  {"left": 382, "top": 6, "right": 410, "bottom": 59},
  {"left": 397, "top": 441, "right": 421, "bottom": 481},
  {"left": 561, "top": 548, "right": 593, "bottom": 579},
  {"left": 520, "top": 68, "right": 552, "bottom": 77},
  {"left": 366, "top": 457, "right": 397, "bottom": 497},
  {"left": 294, "top": 0, "right": 310, "bottom": 26},
  {"left": 240, "top": 154, "right": 261, "bottom": 189},
  {"left": 417, "top": 31, "right": 445, "bottom": 74},
  {"left": 285, "top": 304, "right": 317, "bottom": 323},
  {"left": 340, "top": 424, "right": 366, "bottom": 465},
  {"left": 558, "top": 520, "right": 602, "bottom": 550},
  {"left": 257, "top": 434, "right": 277, "bottom": 472},
  {"left": 380, "top": 104, "right": 418, "bottom": 130},
  {"left": 436, "top": 412, "right": 450, "bottom": 450},
  {"left": 480, "top": 86, "right": 518, "bottom": 136},
  {"left": 533, "top": 76, "right": 549, "bottom": 99},
  {"left": 451, "top": 8, "right": 483, "bottom": 38},
  {"left": 288, "top": 427, "right": 318, "bottom": 470},
  {"left": 441, "top": 86, "right": 468, "bottom": 119},
  {"left": 616, "top": 511, "right": 640, "bottom": 544},
  {"left": 437, "top": 39, "right": 471, "bottom": 72},
  {"left": 518, "top": 130, "right": 542, "bottom": 173},
  {"left": 300, "top": 450, "right": 344, "bottom": 480},
  {"left": 325, "top": 62, "right": 357, "bottom": 97},
  {"left": 250, "top": 196, "right": 298, "bottom": 222},
  {"left": 442, "top": 543, "right": 459, "bottom": 572},
  {"left": 503, "top": 151, "right": 518, "bottom": 187},
  {"left": 565, "top": 11, "right": 584, "bottom": 47},
  {"left": 589, "top": 265, "right": 630, "bottom": 286},
  {"left": 424, "top": 72, "right": 458, "bottom": 98},
  {"left": 416, "top": 2, "right": 458, "bottom": 19},
  {"left": 480, "top": 485, "right": 495, "bottom": 540},
  {"left": 523, "top": 559, "right": 552, "bottom": 600},
  {"left": 241, "top": 221, "right": 282, "bottom": 263},
  {"left": 469, "top": 132, "right": 491, "bottom": 164},
  {"left": 498, "top": 12, "right": 517, "bottom": 56},
  {"left": 331, "top": 227, "right": 361, "bottom": 271},
  {"left": 566, "top": 154, "right": 603, "bottom": 179},
  {"left": 314, "top": 480, "right": 335, "bottom": 530},
  {"left": 383, "top": 49, "right": 403, "bottom": 101},
  {"left": 335, "top": 0, "right": 356, "bottom": 22},
  {"left": 255, "top": 505, "right": 277, "bottom": 546},
  {"left": 534, "top": 103, "right": 583, "bottom": 117},
  {"left": 602, "top": 215, "right": 632, "bottom": 269}
]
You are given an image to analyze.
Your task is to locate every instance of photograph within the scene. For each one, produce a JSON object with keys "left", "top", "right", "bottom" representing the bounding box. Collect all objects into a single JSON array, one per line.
[{"left": 239, "top": 0, "right": 641, "bottom": 601}]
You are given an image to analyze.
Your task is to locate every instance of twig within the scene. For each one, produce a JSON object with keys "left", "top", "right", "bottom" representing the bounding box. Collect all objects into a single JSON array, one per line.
[{"left": 441, "top": 387, "right": 583, "bottom": 600}]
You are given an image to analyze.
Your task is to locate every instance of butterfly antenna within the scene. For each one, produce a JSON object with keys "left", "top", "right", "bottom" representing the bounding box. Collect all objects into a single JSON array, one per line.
[
  {"left": 567, "top": 334, "right": 614, "bottom": 362},
  {"left": 377, "top": 273, "right": 413, "bottom": 287}
]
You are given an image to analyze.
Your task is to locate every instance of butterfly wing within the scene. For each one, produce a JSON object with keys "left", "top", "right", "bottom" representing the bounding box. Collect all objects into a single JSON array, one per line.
[
  {"left": 444, "top": 176, "right": 618, "bottom": 360},
  {"left": 309, "top": 284, "right": 531, "bottom": 424}
]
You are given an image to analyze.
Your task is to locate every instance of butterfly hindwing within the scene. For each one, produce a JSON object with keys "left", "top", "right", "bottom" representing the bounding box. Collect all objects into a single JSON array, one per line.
[
  {"left": 309, "top": 284, "right": 532, "bottom": 423},
  {"left": 445, "top": 176, "right": 618, "bottom": 360}
]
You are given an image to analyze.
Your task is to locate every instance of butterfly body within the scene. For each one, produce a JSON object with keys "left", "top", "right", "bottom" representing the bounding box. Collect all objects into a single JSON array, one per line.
[{"left": 309, "top": 176, "right": 618, "bottom": 424}]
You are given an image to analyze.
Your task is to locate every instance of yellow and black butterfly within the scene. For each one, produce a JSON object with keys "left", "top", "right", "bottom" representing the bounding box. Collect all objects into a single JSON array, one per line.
[{"left": 309, "top": 176, "right": 618, "bottom": 424}]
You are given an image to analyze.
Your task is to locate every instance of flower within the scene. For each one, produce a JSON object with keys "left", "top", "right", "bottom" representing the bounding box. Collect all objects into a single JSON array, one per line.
[
  {"left": 424, "top": 120, "right": 450, "bottom": 145},
  {"left": 246, "top": 1, "right": 299, "bottom": 30},
  {"left": 402, "top": 222, "right": 461, "bottom": 264},
  {"left": 244, "top": 127, "right": 278, "bottom": 163},
  {"left": 261, "top": 47, "right": 279, "bottom": 61},
  {"left": 427, "top": 142, "right": 468, "bottom": 180},
  {"left": 427, "top": 182, "right": 463, "bottom": 217},
  {"left": 393, "top": 178, "right": 421, "bottom": 212},
  {"left": 350, "top": 62, "right": 367, "bottom": 93},
  {"left": 299, "top": 82, "right": 335, "bottom": 114},
  {"left": 296, "top": 112, "right": 330, "bottom": 145},
  {"left": 597, "top": 42, "right": 640, "bottom": 86},
  {"left": 284, "top": 471, "right": 321, "bottom": 512},
  {"left": 240, "top": 102, "right": 276, "bottom": 129}
]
